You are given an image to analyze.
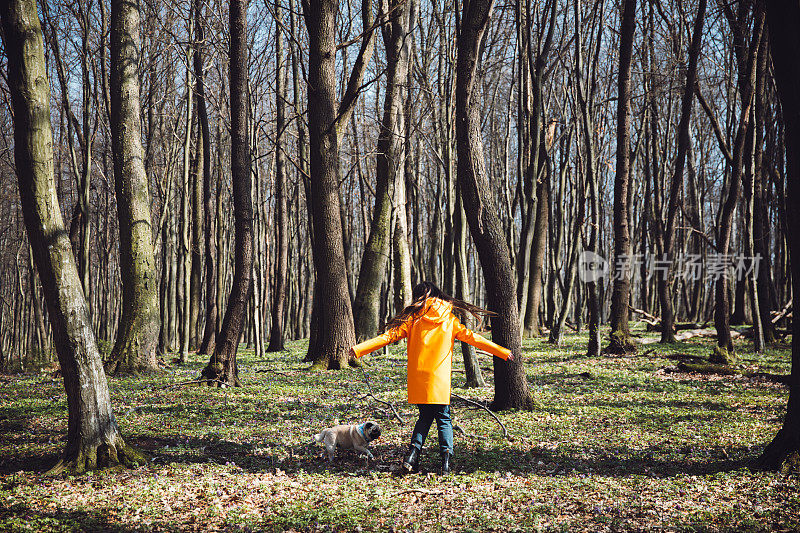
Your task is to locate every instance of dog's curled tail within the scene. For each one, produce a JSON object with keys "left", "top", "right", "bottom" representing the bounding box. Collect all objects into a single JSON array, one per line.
[{"left": 312, "top": 433, "right": 323, "bottom": 444}]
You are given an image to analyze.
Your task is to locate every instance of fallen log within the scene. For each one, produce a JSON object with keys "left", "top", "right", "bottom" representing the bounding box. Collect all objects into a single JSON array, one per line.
[
  {"left": 771, "top": 299, "right": 793, "bottom": 324},
  {"left": 675, "top": 362, "right": 739, "bottom": 375},
  {"left": 630, "top": 306, "right": 660, "bottom": 326}
]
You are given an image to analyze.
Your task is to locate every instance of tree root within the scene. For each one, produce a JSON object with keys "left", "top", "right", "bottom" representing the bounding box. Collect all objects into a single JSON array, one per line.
[
  {"left": 709, "top": 345, "right": 738, "bottom": 365},
  {"left": 308, "top": 359, "right": 328, "bottom": 372},
  {"left": 606, "top": 330, "right": 638, "bottom": 354},
  {"left": 754, "top": 427, "right": 800, "bottom": 472},
  {"left": 46, "top": 438, "right": 148, "bottom": 476}
]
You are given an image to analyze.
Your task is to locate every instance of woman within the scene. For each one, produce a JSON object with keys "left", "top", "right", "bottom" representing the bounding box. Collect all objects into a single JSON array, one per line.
[{"left": 350, "top": 281, "right": 514, "bottom": 474}]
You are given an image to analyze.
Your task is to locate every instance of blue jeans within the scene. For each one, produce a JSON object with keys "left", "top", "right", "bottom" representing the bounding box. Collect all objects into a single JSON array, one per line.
[{"left": 410, "top": 404, "right": 453, "bottom": 455}]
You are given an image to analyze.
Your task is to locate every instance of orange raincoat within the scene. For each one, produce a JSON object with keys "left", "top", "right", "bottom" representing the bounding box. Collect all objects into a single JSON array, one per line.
[{"left": 351, "top": 297, "right": 512, "bottom": 404}]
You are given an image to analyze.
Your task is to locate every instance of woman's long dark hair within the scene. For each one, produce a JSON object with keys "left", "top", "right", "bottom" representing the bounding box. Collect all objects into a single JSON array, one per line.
[{"left": 384, "top": 281, "right": 494, "bottom": 331}]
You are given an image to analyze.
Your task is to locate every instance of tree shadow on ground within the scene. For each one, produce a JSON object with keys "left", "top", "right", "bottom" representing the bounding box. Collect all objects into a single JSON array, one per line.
[
  {"left": 0, "top": 504, "right": 182, "bottom": 533},
  {"left": 127, "top": 434, "right": 404, "bottom": 476},
  {"left": 450, "top": 442, "right": 757, "bottom": 478},
  {"left": 0, "top": 430, "right": 761, "bottom": 480},
  {"left": 0, "top": 453, "right": 59, "bottom": 475}
]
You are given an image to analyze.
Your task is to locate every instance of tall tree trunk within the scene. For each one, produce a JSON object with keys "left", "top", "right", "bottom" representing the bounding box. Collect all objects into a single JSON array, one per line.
[
  {"left": 711, "top": 8, "right": 763, "bottom": 364},
  {"left": 196, "top": 0, "right": 217, "bottom": 355},
  {"left": 752, "top": 32, "right": 776, "bottom": 344},
  {"left": 456, "top": 0, "right": 533, "bottom": 411},
  {"left": 353, "top": 0, "right": 412, "bottom": 339},
  {"left": 524, "top": 157, "right": 549, "bottom": 337},
  {"left": 758, "top": 0, "right": 800, "bottom": 470},
  {"left": 302, "top": 0, "right": 374, "bottom": 369},
  {"left": 179, "top": 34, "right": 194, "bottom": 363},
  {"left": 201, "top": 0, "right": 254, "bottom": 386},
  {"left": 394, "top": 16, "right": 417, "bottom": 314},
  {"left": 607, "top": 0, "right": 637, "bottom": 354},
  {"left": 455, "top": 188, "right": 484, "bottom": 387},
  {"left": 653, "top": 0, "right": 706, "bottom": 344},
  {"left": 189, "top": 119, "right": 203, "bottom": 350},
  {"left": 0, "top": 0, "right": 146, "bottom": 473},
  {"left": 573, "top": 0, "right": 601, "bottom": 356},
  {"left": 268, "top": 0, "right": 289, "bottom": 353},
  {"left": 744, "top": 103, "right": 765, "bottom": 353},
  {"left": 28, "top": 246, "right": 50, "bottom": 359},
  {"left": 106, "top": 0, "right": 160, "bottom": 374}
]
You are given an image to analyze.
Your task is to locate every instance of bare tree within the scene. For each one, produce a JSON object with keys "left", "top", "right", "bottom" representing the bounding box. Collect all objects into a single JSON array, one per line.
[
  {"left": 200, "top": 0, "right": 254, "bottom": 386},
  {"left": 106, "top": 0, "right": 160, "bottom": 374},
  {"left": 0, "top": 0, "right": 145, "bottom": 473},
  {"left": 456, "top": 0, "right": 533, "bottom": 410},
  {"left": 268, "top": 0, "right": 289, "bottom": 352}
]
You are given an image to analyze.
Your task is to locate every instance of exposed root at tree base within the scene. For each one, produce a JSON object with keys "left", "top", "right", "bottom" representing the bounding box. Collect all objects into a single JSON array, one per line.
[
  {"left": 199, "top": 363, "right": 240, "bottom": 387},
  {"left": 46, "top": 440, "right": 148, "bottom": 476},
  {"left": 308, "top": 359, "right": 328, "bottom": 372},
  {"left": 489, "top": 394, "right": 538, "bottom": 412},
  {"left": 753, "top": 429, "right": 800, "bottom": 472},
  {"left": 710, "top": 345, "right": 738, "bottom": 365},
  {"left": 606, "top": 330, "right": 638, "bottom": 355}
]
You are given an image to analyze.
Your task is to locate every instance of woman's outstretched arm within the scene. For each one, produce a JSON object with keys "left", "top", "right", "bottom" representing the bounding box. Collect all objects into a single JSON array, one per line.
[
  {"left": 350, "top": 321, "right": 410, "bottom": 358},
  {"left": 454, "top": 320, "right": 514, "bottom": 361}
]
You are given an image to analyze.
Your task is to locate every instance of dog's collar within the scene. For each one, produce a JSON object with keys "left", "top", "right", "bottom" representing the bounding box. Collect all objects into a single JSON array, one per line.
[{"left": 358, "top": 423, "right": 367, "bottom": 440}]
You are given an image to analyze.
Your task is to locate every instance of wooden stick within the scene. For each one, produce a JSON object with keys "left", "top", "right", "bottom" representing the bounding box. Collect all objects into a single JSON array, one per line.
[
  {"left": 629, "top": 305, "right": 660, "bottom": 326},
  {"left": 357, "top": 367, "right": 405, "bottom": 423},
  {"left": 394, "top": 488, "right": 444, "bottom": 496},
  {"left": 356, "top": 392, "right": 405, "bottom": 424},
  {"left": 450, "top": 392, "right": 509, "bottom": 439}
]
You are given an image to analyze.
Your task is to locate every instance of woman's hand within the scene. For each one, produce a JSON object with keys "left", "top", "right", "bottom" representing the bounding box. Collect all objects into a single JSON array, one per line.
[
  {"left": 348, "top": 347, "right": 357, "bottom": 360},
  {"left": 507, "top": 353, "right": 515, "bottom": 362}
]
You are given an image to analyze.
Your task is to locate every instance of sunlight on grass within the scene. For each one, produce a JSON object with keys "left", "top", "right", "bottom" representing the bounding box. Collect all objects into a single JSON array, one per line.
[{"left": 0, "top": 329, "right": 797, "bottom": 531}]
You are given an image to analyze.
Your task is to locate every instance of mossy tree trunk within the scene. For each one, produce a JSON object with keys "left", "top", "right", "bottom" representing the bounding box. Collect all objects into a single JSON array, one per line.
[
  {"left": 0, "top": 0, "right": 145, "bottom": 473},
  {"left": 201, "top": 0, "right": 254, "bottom": 386},
  {"left": 455, "top": 0, "right": 533, "bottom": 410},
  {"left": 757, "top": 0, "right": 800, "bottom": 470},
  {"left": 107, "top": 0, "right": 160, "bottom": 374}
]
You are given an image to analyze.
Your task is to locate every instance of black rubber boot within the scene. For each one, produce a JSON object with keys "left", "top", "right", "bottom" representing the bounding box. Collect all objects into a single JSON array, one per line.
[
  {"left": 440, "top": 452, "right": 452, "bottom": 475},
  {"left": 402, "top": 446, "right": 420, "bottom": 473}
]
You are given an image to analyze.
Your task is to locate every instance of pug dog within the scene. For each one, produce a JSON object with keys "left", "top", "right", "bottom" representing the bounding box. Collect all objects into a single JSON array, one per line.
[{"left": 312, "top": 421, "right": 382, "bottom": 461}]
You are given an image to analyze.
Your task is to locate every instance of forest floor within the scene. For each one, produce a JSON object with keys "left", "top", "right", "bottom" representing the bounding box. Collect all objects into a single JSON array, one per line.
[{"left": 0, "top": 326, "right": 798, "bottom": 532}]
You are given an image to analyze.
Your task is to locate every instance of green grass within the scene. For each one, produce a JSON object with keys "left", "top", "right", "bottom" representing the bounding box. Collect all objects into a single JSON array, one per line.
[{"left": 0, "top": 326, "right": 797, "bottom": 532}]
